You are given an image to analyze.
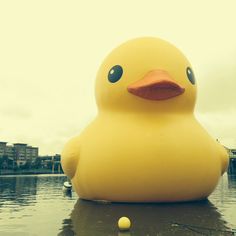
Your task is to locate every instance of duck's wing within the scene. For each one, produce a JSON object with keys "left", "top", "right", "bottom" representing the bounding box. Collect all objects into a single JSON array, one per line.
[{"left": 61, "top": 136, "right": 80, "bottom": 180}]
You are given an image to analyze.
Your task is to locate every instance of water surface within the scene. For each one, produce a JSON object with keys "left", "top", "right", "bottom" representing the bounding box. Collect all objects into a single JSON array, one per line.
[{"left": 0, "top": 174, "right": 235, "bottom": 235}]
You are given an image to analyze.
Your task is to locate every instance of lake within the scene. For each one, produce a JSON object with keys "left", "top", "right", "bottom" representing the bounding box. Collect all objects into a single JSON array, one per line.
[{"left": 0, "top": 174, "right": 235, "bottom": 236}]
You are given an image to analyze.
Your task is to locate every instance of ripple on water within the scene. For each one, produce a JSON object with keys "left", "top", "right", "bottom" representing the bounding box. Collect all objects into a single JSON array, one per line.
[{"left": 0, "top": 174, "right": 235, "bottom": 236}]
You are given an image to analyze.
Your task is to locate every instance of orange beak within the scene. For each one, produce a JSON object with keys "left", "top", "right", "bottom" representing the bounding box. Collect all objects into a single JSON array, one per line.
[{"left": 127, "top": 70, "right": 185, "bottom": 100}]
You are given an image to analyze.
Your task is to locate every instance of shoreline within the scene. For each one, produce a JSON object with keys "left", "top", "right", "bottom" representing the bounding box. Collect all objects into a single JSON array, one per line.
[{"left": 0, "top": 169, "right": 64, "bottom": 176}]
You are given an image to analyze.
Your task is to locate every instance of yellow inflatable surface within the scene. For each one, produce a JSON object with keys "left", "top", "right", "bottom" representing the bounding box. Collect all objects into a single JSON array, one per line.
[{"left": 61, "top": 37, "right": 229, "bottom": 202}]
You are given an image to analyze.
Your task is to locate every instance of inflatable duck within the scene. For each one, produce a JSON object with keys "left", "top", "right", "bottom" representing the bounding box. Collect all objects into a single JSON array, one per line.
[{"left": 61, "top": 37, "right": 229, "bottom": 202}]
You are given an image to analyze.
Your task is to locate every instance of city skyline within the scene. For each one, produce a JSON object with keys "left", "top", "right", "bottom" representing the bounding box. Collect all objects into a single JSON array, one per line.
[
  {"left": 0, "top": 1, "right": 236, "bottom": 155},
  {"left": 0, "top": 141, "right": 60, "bottom": 157},
  {"left": 0, "top": 140, "right": 62, "bottom": 174}
]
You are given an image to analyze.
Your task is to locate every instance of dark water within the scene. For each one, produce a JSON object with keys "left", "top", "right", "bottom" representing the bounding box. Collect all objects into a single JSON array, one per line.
[{"left": 0, "top": 174, "right": 236, "bottom": 236}]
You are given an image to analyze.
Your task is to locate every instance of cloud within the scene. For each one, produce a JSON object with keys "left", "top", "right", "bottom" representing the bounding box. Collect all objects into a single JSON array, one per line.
[
  {"left": 196, "top": 111, "right": 236, "bottom": 148},
  {"left": 1, "top": 106, "right": 32, "bottom": 119},
  {"left": 196, "top": 61, "right": 236, "bottom": 113},
  {"left": 194, "top": 55, "right": 236, "bottom": 148},
  {"left": 1, "top": 0, "right": 236, "bottom": 154}
]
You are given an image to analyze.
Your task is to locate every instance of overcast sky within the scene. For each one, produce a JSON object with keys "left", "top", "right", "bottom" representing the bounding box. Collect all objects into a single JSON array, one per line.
[{"left": 0, "top": 0, "right": 236, "bottom": 155}]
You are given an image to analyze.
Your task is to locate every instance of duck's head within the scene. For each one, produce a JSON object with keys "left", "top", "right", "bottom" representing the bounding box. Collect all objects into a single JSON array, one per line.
[{"left": 95, "top": 37, "right": 197, "bottom": 114}]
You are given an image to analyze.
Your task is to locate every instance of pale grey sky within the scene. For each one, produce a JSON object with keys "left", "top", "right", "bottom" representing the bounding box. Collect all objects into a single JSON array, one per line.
[{"left": 0, "top": 0, "right": 236, "bottom": 155}]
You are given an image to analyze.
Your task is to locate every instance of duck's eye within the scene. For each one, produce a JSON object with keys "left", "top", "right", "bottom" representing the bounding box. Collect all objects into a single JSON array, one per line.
[
  {"left": 186, "top": 67, "right": 195, "bottom": 85},
  {"left": 108, "top": 65, "right": 123, "bottom": 83}
]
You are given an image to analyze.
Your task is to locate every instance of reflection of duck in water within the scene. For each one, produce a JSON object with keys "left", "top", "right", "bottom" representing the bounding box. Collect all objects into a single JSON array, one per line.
[{"left": 58, "top": 199, "right": 233, "bottom": 236}]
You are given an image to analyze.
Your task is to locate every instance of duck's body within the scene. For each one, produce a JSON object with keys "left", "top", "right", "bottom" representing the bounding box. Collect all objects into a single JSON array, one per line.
[
  {"left": 62, "top": 37, "right": 228, "bottom": 202},
  {"left": 64, "top": 113, "right": 227, "bottom": 202}
]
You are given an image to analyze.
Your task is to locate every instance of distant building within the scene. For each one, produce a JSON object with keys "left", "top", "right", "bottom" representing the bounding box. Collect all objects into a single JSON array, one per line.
[
  {"left": 40, "top": 154, "right": 62, "bottom": 173},
  {"left": 40, "top": 155, "right": 53, "bottom": 168},
  {"left": 26, "top": 146, "right": 38, "bottom": 160},
  {"left": 5, "top": 145, "right": 15, "bottom": 160},
  {"left": 229, "top": 149, "right": 236, "bottom": 158},
  {"left": 0, "top": 142, "right": 7, "bottom": 156},
  {"left": 228, "top": 149, "right": 236, "bottom": 175},
  {"left": 14, "top": 143, "right": 28, "bottom": 166},
  {"left": 0, "top": 142, "right": 39, "bottom": 167}
]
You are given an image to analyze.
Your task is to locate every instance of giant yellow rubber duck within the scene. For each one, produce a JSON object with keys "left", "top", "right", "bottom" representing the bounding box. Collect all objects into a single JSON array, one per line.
[{"left": 61, "top": 37, "right": 229, "bottom": 202}]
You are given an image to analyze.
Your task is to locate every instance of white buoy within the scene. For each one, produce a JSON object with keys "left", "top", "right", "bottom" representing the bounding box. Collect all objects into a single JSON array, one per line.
[{"left": 62, "top": 181, "right": 72, "bottom": 192}]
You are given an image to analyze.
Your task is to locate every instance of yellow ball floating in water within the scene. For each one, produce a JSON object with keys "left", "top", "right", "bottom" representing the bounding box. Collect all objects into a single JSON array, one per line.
[{"left": 118, "top": 217, "right": 131, "bottom": 231}]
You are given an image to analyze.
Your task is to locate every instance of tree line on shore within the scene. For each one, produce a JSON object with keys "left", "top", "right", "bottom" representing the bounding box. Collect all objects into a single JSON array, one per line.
[{"left": 0, "top": 155, "right": 58, "bottom": 171}]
